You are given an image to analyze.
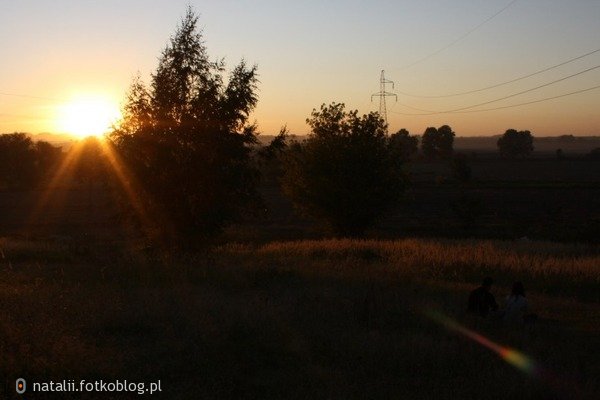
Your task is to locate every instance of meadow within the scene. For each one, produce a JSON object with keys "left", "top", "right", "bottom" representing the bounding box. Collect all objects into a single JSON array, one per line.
[
  {"left": 1, "top": 237, "right": 598, "bottom": 399},
  {"left": 0, "top": 144, "right": 598, "bottom": 399}
]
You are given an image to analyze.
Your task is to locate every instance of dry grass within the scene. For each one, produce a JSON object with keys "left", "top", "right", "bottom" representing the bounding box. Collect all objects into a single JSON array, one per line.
[
  {"left": 1, "top": 237, "right": 598, "bottom": 399},
  {"left": 220, "top": 238, "right": 600, "bottom": 301}
]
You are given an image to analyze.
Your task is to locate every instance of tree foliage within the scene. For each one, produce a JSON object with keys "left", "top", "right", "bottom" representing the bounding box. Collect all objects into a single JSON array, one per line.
[
  {"left": 72, "top": 137, "right": 109, "bottom": 185},
  {"left": 35, "top": 140, "right": 62, "bottom": 180},
  {"left": 389, "top": 128, "right": 419, "bottom": 161},
  {"left": 421, "top": 125, "right": 455, "bottom": 159},
  {"left": 0, "top": 133, "right": 61, "bottom": 189},
  {"left": 257, "top": 127, "right": 289, "bottom": 183},
  {"left": 0, "top": 133, "right": 36, "bottom": 188},
  {"left": 497, "top": 129, "right": 534, "bottom": 158},
  {"left": 281, "top": 103, "right": 405, "bottom": 237},
  {"left": 109, "top": 8, "right": 259, "bottom": 241}
]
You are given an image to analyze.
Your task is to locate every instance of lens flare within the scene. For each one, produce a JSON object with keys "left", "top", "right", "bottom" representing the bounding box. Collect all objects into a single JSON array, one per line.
[
  {"left": 424, "top": 309, "right": 539, "bottom": 376},
  {"left": 422, "top": 308, "right": 587, "bottom": 399}
]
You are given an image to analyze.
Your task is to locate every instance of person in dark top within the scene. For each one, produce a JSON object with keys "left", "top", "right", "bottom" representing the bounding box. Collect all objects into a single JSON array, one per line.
[{"left": 467, "top": 277, "right": 499, "bottom": 317}]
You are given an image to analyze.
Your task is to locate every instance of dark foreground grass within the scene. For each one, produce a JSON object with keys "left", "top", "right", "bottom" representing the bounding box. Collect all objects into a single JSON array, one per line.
[{"left": 0, "top": 238, "right": 598, "bottom": 399}]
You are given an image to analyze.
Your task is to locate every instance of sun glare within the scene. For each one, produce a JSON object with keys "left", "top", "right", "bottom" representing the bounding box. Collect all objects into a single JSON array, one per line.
[{"left": 57, "top": 95, "right": 121, "bottom": 138}]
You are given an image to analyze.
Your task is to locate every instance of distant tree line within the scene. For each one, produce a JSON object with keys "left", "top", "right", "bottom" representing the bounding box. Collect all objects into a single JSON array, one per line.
[
  {"left": 7, "top": 7, "right": 599, "bottom": 245},
  {"left": 0, "top": 132, "right": 62, "bottom": 189}
]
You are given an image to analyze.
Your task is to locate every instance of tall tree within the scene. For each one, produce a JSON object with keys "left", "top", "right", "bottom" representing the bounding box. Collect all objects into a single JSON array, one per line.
[
  {"left": 421, "top": 125, "right": 455, "bottom": 159},
  {"left": 0, "top": 133, "right": 62, "bottom": 189},
  {"left": 0, "top": 133, "right": 37, "bottom": 188},
  {"left": 109, "top": 8, "right": 260, "bottom": 243},
  {"left": 35, "top": 140, "right": 62, "bottom": 182},
  {"left": 497, "top": 129, "right": 534, "bottom": 158},
  {"left": 389, "top": 128, "right": 419, "bottom": 161},
  {"left": 281, "top": 103, "right": 405, "bottom": 237}
]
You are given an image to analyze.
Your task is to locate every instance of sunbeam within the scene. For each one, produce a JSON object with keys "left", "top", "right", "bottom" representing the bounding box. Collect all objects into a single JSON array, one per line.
[
  {"left": 99, "top": 140, "right": 171, "bottom": 242},
  {"left": 24, "top": 143, "right": 85, "bottom": 232}
]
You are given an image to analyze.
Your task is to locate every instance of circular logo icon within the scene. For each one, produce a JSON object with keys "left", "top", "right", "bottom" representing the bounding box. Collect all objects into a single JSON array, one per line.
[{"left": 16, "top": 378, "right": 26, "bottom": 394}]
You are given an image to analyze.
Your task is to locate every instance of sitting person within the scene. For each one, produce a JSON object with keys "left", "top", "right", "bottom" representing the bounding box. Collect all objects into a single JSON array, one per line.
[
  {"left": 467, "top": 277, "right": 499, "bottom": 317},
  {"left": 504, "top": 282, "right": 537, "bottom": 324}
]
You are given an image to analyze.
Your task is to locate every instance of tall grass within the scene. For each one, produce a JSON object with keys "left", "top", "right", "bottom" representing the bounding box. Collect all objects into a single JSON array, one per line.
[
  {"left": 219, "top": 238, "right": 600, "bottom": 301},
  {"left": 1, "top": 236, "right": 598, "bottom": 399}
]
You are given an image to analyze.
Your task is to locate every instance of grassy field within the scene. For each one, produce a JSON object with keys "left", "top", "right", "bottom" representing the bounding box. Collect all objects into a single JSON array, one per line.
[{"left": 1, "top": 237, "right": 598, "bottom": 399}]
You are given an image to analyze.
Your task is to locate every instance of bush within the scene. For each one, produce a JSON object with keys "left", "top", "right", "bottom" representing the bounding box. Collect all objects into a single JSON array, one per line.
[
  {"left": 421, "top": 125, "right": 455, "bottom": 159},
  {"left": 497, "top": 129, "right": 533, "bottom": 158},
  {"left": 281, "top": 103, "right": 405, "bottom": 237}
]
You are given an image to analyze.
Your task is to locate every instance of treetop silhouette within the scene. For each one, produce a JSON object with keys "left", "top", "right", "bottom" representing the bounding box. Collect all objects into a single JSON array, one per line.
[
  {"left": 109, "top": 7, "right": 260, "bottom": 243},
  {"left": 282, "top": 103, "right": 406, "bottom": 237},
  {"left": 497, "top": 129, "right": 534, "bottom": 158}
]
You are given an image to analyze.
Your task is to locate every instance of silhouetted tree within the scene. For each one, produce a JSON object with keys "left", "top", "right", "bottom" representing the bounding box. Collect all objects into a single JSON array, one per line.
[
  {"left": 67, "top": 137, "right": 111, "bottom": 222},
  {"left": 389, "top": 128, "right": 419, "bottom": 161},
  {"left": 281, "top": 103, "right": 405, "bottom": 237},
  {"left": 557, "top": 134, "right": 575, "bottom": 143},
  {"left": 73, "top": 137, "right": 109, "bottom": 185},
  {"left": 258, "top": 126, "right": 289, "bottom": 163},
  {"left": 0, "top": 133, "right": 37, "bottom": 188},
  {"left": 109, "top": 8, "right": 259, "bottom": 243},
  {"left": 257, "top": 127, "right": 289, "bottom": 183},
  {"left": 497, "top": 129, "right": 534, "bottom": 158},
  {"left": 35, "top": 140, "right": 62, "bottom": 181},
  {"left": 421, "top": 125, "right": 455, "bottom": 159}
]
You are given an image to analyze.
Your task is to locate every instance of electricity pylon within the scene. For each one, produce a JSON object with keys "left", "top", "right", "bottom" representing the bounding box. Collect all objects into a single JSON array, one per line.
[{"left": 371, "top": 70, "right": 397, "bottom": 130}]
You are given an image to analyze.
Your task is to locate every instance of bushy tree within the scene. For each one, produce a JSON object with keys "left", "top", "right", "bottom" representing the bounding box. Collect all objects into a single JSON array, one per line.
[
  {"left": 109, "top": 8, "right": 259, "bottom": 242},
  {"left": 0, "top": 133, "right": 61, "bottom": 189},
  {"left": 257, "top": 127, "right": 289, "bottom": 183},
  {"left": 0, "top": 133, "right": 37, "bottom": 188},
  {"left": 497, "top": 129, "right": 534, "bottom": 158},
  {"left": 389, "top": 128, "right": 419, "bottom": 161},
  {"left": 421, "top": 125, "right": 455, "bottom": 159},
  {"left": 72, "top": 137, "right": 109, "bottom": 185},
  {"left": 281, "top": 103, "right": 405, "bottom": 237},
  {"left": 35, "top": 140, "right": 62, "bottom": 181}
]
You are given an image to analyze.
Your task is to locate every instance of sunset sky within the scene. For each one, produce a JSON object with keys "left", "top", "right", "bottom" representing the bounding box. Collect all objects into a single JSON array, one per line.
[{"left": 1, "top": 0, "right": 599, "bottom": 137}]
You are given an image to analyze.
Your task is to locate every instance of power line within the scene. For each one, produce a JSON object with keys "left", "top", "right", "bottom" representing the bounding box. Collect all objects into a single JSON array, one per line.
[
  {"left": 397, "top": 46, "right": 600, "bottom": 98},
  {"left": 0, "top": 92, "right": 65, "bottom": 102},
  {"left": 389, "top": 83, "right": 600, "bottom": 116},
  {"left": 398, "top": 0, "right": 520, "bottom": 71},
  {"left": 390, "top": 63, "right": 600, "bottom": 115},
  {"left": 453, "top": 84, "right": 600, "bottom": 113},
  {"left": 448, "top": 63, "right": 600, "bottom": 112}
]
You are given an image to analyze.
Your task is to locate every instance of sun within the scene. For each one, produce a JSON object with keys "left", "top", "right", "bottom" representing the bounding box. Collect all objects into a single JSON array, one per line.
[{"left": 56, "top": 95, "right": 121, "bottom": 138}]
